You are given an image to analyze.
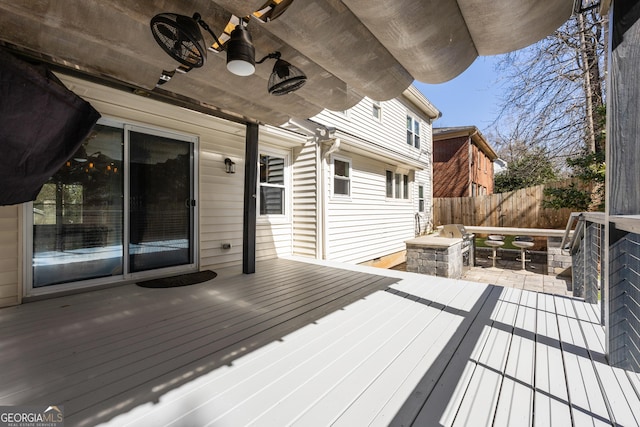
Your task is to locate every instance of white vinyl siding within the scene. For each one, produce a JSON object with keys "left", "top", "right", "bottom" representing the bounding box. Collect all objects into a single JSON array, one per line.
[
  {"left": 414, "top": 169, "right": 432, "bottom": 234},
  {"left": 315, "top": 96, "right": 433, "bottom": 162},
  {"left": 292, "top": 141, "right": 318, "bottom": 258},
  {"left": 325, "top": 153, "right": 416, "bottom": 264},
  {"left": 0, "top": 205, "right": 21, "bottom": 307},
  {"left": 313, "top": 89, "right": 436, "bottom": 262}
]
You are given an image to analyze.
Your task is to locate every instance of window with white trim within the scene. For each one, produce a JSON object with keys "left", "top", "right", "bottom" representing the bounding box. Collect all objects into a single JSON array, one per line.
[
  {"left": 259, "top": 152, "right": 288, "bottom": 216},
  {"left": 372, "top": 101, "right": 382, "bottom": 121},
  {"left": 386, "top": 170, "right": 410, "bottom": 199},
  {"left": 406, "top": 115, "right": 420, "bottom": 149},
  {"left": 418, "top": 184, "right": 425, "bottom": 212},
  {"left": 332, "top": 156, "right": 351, "bottom": 197}
]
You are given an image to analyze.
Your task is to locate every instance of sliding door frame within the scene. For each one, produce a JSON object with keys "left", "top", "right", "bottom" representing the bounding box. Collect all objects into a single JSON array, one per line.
[{"left": 24, "top": 117, "right": 199, "bottom": 297}]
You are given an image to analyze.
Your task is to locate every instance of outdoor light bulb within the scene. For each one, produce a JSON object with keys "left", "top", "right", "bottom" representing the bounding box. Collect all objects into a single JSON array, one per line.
[
  {"left": 226, "top": 25, "right": 255, "bottom": 76},
  {"left": 227, "top": 60, "right": 255, "bottom": 77}
]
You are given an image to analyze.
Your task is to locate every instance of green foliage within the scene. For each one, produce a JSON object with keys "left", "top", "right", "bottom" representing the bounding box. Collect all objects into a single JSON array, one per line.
[
  {"left": 542, "top": 149, "right": 605, "bottom": 211},
  {"left": 494, "top": 148, "right": 558, "bottom": 193},
  {"left": 543, "top": 183, "right": 592, "bottom": 211}
]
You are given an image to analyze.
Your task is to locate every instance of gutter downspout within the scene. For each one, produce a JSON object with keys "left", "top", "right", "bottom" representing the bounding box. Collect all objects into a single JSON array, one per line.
[
  {"left": 287, "top": 118, "right": 335, "bottom": 260},
  {"left": 321, "top": 138, "right": 340, "bottom": 260}
]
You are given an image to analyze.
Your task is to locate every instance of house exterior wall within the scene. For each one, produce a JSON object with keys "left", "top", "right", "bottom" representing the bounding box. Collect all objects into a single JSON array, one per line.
[
  {"left": 433, "top": 136, "right": 495, "bottom": 197},
  {"left": 292, "top": 140, "right": 318, "bottom": 258},
  {"left": 470, "top": 143, "right": 494, "bottom": 195},
  {"left": 324, "top": 150, "right": 416, "bottom": 263},
  {"left": 0, "top": 75, "right": 306, "bottom": 305},
  {"left": 310, "top": 94, "right": 436, "bottom": 264},
  {"left": 433, "top": 136, "right": 470, "bottom": 197},
  {"left": 0, "top": 205, "right": 21, "bottom": 307},
  {"left": 0, "top": 77, "right": 436, "bottom": 304}
]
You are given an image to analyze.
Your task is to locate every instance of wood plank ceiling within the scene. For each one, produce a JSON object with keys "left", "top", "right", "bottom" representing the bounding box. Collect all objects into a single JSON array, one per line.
[{"left": 0, "top": 0, "right": 573, "bottom": 125}]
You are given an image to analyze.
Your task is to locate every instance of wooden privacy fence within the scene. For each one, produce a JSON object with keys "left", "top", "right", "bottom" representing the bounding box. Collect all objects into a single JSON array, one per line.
[{"left": 433, "top": 179, "right": 587, "bottom": 229}]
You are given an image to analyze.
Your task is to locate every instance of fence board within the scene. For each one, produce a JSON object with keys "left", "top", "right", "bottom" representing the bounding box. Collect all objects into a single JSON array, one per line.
[{"left": 433, "top": 179, "right": 586, "bottom": 229}]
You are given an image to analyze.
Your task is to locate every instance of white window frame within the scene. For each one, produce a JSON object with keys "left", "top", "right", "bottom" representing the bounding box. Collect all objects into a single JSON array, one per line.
[
  {"left": 406, "top": 115, "right": 421, "bottom": 149},
  {"left": 257, "top": 147, "right": 291, "bottom": 222},
  {"left": 385, "top": 169, "right": 411, "bottom": 201},
  {"left": 331, "top": 155, "right": 352, "bottom": 199},
  {"left": 418, "top": 184, "right": 425, "bottom": 212},
  {"left": 372, "top": 101, "right": 382, "bottom": 121}
]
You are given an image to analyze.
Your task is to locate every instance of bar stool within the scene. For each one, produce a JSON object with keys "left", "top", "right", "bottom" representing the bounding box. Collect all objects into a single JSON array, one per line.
[
  {"left": 513, "top": 236, "right": 535, "bottom": 273},
  {"left": 484, "top": 235, "right": 505, "bottom": 270}
]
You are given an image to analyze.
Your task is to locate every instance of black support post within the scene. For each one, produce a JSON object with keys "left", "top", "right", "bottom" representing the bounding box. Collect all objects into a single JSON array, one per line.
[{"left": 243, "top": 123, "right": 258, "bottom": 274}]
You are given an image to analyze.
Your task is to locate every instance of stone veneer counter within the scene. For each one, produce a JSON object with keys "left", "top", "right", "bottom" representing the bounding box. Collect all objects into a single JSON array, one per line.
[{"left": 405, "top": 234, "right": 464, "bottom": 279}]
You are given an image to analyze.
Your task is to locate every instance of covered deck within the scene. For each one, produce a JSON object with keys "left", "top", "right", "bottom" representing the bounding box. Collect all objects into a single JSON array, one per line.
[{"left": 1, "top": 257, "right": 638, "bottom": 426}]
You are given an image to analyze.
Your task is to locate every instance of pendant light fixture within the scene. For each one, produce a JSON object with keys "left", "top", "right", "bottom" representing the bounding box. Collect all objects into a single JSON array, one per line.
[{"left": 226, "top": 24, "right": 256, "bottom": 76}]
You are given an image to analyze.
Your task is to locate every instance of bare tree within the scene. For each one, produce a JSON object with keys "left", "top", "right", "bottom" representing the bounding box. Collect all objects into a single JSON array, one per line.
[{"left": 492, "top": 8, "right": 607, "bottom": 162}]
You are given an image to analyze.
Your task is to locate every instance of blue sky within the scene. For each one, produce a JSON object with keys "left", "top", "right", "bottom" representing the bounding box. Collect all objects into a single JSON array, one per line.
[{"left": 413, "top": 56, "right": 504, "bottom": 133}]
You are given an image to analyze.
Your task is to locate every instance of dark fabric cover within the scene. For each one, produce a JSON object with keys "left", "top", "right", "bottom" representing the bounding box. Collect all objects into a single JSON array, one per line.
[{"left": 0, "top": 49, "right": 101, "bottom": 205}]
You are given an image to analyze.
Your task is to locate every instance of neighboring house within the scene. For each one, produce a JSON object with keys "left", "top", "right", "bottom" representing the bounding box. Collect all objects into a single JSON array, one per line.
[
  {"left": 0, "top": 74, "right": 438, "bottom": 306},
  {"left": 493, "top": 158, "right": 508, "bottom": 175},
  {"left": 432, "top": 126, "right": 498, "bottom": 197}
]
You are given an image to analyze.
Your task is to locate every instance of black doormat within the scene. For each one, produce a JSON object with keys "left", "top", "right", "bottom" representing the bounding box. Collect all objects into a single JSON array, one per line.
[{"left": 137, "top": 270, "right": 217, "bottom": 288}]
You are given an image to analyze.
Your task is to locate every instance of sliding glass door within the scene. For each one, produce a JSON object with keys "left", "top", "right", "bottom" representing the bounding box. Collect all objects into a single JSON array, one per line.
[
  {"left": 31, "top": 122, "right": 195, "bottom": 289},
  {"left": 129, "top": 130, "right": 194, "bottom": 272}
]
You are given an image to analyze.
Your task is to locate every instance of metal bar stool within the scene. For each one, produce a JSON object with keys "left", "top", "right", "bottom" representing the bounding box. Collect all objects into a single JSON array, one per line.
[
  {"left": 513, "top": 236, "right": 535, "bottom": 273},
  {"left": 484, "top": 235, "right": 505, "bottom": 270}
]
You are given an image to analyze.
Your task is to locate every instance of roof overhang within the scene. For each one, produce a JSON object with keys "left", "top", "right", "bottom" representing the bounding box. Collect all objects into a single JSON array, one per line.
[
  {"left": 433, "top": 126, "right": 499, "bottom": 160},
  {"left": 0, "top": 0, "right": 574, "bottom": 126},
  {"left": 333, "top": 130, "right": 429, "bottom": 170}
]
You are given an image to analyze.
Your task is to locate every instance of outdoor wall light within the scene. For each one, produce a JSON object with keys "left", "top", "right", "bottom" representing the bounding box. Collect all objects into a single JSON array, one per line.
[
  {"left": 150, "top": 12, "right": 306, "bottom": 94},
  {"left": 224, "top": 158, "right": 236, "bottom": 174},
  {"left": 257, "top": 52, "right": 307, "bottom": 96}
]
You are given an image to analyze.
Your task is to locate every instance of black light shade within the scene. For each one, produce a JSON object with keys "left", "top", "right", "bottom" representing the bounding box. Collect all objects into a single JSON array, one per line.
[
  {"left": 226, "top": 25, "right": 255, "bottom": 76},
  {"left": 150, "top": 13, "right": 206, "bottom": 68},
  {"left": 268, "top": 58, "right": 307, "bottom": 95}
]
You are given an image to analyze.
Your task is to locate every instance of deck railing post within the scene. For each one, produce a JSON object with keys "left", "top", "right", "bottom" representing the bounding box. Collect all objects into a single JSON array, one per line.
[{"left": 572, "top": 220, "right": 586, "bottom": 298}]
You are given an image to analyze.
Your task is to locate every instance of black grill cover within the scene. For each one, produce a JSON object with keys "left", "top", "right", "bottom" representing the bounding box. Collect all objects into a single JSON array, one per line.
[{"left": 0, "top": 49, "right": 101, "bottom": 205}]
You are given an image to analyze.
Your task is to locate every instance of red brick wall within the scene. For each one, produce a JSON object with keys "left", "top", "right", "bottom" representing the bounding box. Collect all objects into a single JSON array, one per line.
[
  {"left": 470, "top": 144, "right": 494, "bottom": 195},
  {"left": 433, "top": 136, "right": 495, "bottom": 197},
  {"left": 433, "top": 136, "right": 470, "bottom": 197}
]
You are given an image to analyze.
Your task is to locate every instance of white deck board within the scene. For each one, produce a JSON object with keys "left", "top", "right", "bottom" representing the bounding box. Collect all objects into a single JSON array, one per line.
[
  {"left": 534, "top": 293, "right": 572, "bottom": 427},
  {"left": 401, "top": 286, "right": 504, "bottom": 426},
  {"left": 278, "top": 281, "right": 471, "bottom": 426},
  {"left": 356, "top": 283, "right": 486, "bottom": 426},
  {"left": 452, "top": 288, "right": 521, "bottom": 426},
  {"left": 555, "top": 300, "right": 611, "bottom": 426},
  {"left": 493, "top": 290, "right": 537, "bottom": 426},
  {"left": 2, "top": 257, "right": 638, "bottom": 427}
]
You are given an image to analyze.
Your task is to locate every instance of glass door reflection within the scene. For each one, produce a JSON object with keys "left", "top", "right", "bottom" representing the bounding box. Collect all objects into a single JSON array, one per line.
[
  {"left": 32, "top": 124, "right": 124, "bottom": 287},
  {"left": 128, "top": 130, "right": 194, "bottom": 272}
]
